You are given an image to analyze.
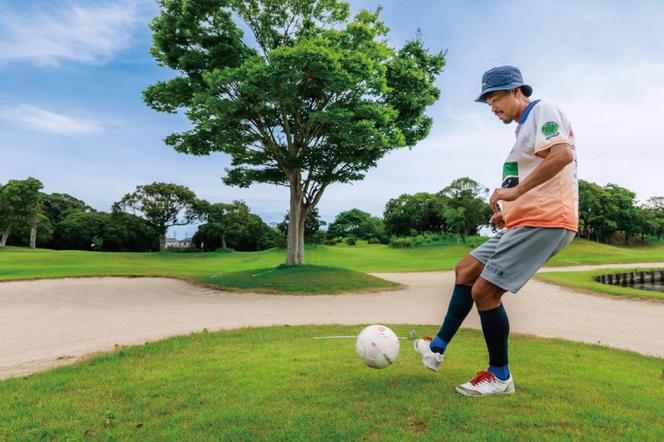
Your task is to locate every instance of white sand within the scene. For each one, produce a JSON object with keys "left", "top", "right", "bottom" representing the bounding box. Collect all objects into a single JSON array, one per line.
[{"left": 1, "top": 263, "right": 663, "bottom": 380}]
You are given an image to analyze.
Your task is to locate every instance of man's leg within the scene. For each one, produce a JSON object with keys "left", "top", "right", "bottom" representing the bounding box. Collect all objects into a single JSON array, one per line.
[
  {"left": 473, "top": 277, "right": 510, "bottom": 379},
  {"left": 429, "top": 255, "right": 484, "bottom": 353},
  {"left": 455, "top": 276, "right": 514, "bottom": 396},
  {"left": 413, "top": 254, "right": 484, "bottom": 371}
]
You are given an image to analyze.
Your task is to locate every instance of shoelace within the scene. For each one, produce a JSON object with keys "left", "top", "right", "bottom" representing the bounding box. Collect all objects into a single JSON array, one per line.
[{"left": 470, "top": 371, "right": 496, "bottom": 386}]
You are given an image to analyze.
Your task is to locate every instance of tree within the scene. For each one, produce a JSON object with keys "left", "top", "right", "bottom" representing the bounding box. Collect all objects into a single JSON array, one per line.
[
  {"left": 42, "top": 193, "right": 93, "bottom": 223},
  {"left": 604, "top": 183, "right": 640, "bottom": 245},
  {"left": 278, "top": 207, "right": 325, "bottom": 244},
  {"left": 7, "top": 213, "right": 53, "bottom": 248},
  {"left": 144, "top": 0, "right": 445, "bottom": 265},
  {"left": 194, "top": 200, "right": 278, "bottom": 251},
  {"left": 383, "top": 192, "right": 447, "bottom": 236},
  {"left": 0, "top": 177, "right": 43, "bottom": 248},
  {"left": 439, "top": 177, "right": 492, "bottom": 241},
  {"left": 327, "top": 208, "right": 372, "bottom": 239},
  {"left": 113, "top": 182, "right": 203, "bottom": 251},
  {"left": 53, "top": 211, "right": 158, "bottom": 252},
  {"left": 643, "top": 197, "right": 664, "bottom": 240}
]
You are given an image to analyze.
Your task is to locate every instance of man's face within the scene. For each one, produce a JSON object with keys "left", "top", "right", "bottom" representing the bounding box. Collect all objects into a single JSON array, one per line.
[{"left": 485, "top": 90, "right": 519, "bottom": 124}]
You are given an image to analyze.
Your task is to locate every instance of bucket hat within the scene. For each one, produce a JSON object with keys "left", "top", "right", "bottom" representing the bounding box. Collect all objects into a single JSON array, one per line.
[{"left": 475, "top": 65, "right": 532, "bottom": 102}]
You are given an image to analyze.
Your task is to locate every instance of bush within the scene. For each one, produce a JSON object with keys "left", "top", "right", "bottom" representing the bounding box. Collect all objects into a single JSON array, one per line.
[
  {"left": 367, "top": 237, "right": 382, "bottom": 244},
  {"left": 389, "top": 237, "right": 413, "bottom": 248},
  {"left": 345, "top": 237, "right": 356, "bottom": 246}
]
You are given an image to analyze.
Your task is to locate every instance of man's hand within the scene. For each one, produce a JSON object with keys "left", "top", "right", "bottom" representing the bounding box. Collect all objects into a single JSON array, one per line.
[
  {"left": 489, "top": 212, "right": 506, "bottom": 229},
  {"left": 489, "top": 187, "right": 523, "bottom": 212}
]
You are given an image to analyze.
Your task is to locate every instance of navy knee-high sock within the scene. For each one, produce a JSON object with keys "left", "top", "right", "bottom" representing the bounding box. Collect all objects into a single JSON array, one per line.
[
  {"left": 478, "top": 304, "right": 510, "bottom": 380},
  {"left": 430, "top": 284, "right": 474, "bottom": 354}
]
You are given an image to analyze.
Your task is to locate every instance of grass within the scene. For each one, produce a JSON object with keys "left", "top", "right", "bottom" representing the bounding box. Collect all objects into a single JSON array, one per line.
[
  {"left": 1, "top": 238, "right": 664, "bottom": 277},
  {"left": 0, "top": 325, "right": 662, "bottom": 442},
  {"left": 199, "top": 265, "right": 399, "bottom": 294},
  {"left": 537, "top": 267, "right": 664, "bottom": 301},
  {"left": 2, "top": 238, "right": 664, "bottom": 293},
  {"left": 547, "top": 239, "right": 664, "bottom": 266}
]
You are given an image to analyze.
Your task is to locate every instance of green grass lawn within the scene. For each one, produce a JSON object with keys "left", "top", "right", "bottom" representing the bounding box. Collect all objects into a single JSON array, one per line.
[
  {"left": 199, "top": 265, "right": 399, "bottom": 294},
  {"left": 1, "top": 325, "right": 662, "bottom": 442},
  {"left": 2, "top": 238, "right": 664, "bottom": 276},
  {"left": 2, "top": 238, "right": 664, "bottom": 293},
  {"left": 537, "top": 268, "right": 664, "bottom": 301}
]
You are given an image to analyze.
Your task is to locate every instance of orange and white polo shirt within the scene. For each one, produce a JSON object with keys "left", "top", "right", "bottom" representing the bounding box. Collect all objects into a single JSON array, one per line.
[{"left": 501, "top": 100, "right": 578, "bottom": 232}]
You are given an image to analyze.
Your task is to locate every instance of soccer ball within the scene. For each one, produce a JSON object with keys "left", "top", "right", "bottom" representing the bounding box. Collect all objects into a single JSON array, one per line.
[{"left": 355, "top": 325, "right": 400, "bottom": 369}]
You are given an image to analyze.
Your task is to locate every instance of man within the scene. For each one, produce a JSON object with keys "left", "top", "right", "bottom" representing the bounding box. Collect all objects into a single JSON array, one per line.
[{"left": 414, "top": 65, "right": 578, "bottom": 396}]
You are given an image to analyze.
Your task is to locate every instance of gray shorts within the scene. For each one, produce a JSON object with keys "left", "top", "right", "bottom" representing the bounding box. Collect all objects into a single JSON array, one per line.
[{"left": 470, "top": 227, "right": 576, "bottom": 293}]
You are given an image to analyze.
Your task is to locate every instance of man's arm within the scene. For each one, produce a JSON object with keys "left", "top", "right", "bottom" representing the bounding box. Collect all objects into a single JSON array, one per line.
[{"left": 489, "top": 143, "right": 574, "bottom": 212}]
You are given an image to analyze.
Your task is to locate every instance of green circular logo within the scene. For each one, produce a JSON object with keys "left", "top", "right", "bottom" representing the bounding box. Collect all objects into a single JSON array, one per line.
[{"left": 541, "top": 121, "right": 560, "bottom": 138}]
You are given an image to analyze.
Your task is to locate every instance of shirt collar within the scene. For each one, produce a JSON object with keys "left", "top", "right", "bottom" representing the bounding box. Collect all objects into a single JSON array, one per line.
[{"left": 519, "top": 99, "right": 541, "bottom": 124}]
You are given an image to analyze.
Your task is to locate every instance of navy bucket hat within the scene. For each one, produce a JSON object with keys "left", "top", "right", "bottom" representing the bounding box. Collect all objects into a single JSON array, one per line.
[{"left": 475, "top": 65, "right": 532, "bottom": 102}]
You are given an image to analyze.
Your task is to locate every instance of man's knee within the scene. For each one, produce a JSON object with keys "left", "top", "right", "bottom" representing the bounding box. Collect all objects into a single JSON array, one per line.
[
  {"left": 455, "top": 255, "right": 484, "bottom": 286},
  {"left": 471, "top": 278, "right": 506, "bottom": 311}
]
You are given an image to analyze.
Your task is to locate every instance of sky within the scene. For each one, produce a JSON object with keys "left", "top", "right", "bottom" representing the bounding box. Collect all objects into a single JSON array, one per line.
[{"left": 2, "top": 0, "right": 663, "bottom": 239}]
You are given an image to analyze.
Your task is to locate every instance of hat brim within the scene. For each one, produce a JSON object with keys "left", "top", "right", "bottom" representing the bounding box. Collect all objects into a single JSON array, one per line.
[{"left": 475, "top": 83, "right": 532, "bottom": 102}]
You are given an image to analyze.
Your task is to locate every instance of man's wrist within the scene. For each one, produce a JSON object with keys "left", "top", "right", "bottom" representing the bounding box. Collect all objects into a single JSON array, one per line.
[{"left": 513, "top": 185, "right": 525, "bottom": 198}]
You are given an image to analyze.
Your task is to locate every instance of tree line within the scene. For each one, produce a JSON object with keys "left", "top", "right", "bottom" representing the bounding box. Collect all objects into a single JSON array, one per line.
[
  {"left": 2, "top": 176, "right": 662, "bottom": 253},
  {"left": 0, "top": 177, "right": 491, "bottom": 252}
]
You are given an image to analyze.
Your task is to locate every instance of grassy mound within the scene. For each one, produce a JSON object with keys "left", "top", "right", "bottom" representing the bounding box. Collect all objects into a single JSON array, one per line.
[
  {"left": 537, "top": 267, "right": 664, "bottom": 301},
  {"left": 199, "top": 264, "right": 399, "bottom": 294},
  {"left": 1, "top": 325, "right": 662, "bottom": 441}
]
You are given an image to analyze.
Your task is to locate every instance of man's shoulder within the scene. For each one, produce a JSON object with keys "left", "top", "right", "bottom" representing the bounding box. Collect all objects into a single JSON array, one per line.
[
  {"left": 529, "top": 100, "right": 570, "bottom": 124},
  {"left": 531, "top": 100, "right": 562, "bottom": 114}
]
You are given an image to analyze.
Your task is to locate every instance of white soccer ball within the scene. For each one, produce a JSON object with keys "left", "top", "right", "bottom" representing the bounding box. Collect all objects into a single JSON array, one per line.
[{"left": 355, "top": 325, "right": 400, "bottom": 369}]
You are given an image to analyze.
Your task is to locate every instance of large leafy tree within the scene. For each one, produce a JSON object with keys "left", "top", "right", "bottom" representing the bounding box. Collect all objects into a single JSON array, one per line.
[
  {"left": 42, "top": 193, "right": 93, "bottom": 223},
  {"left": 113, "top": 182, "right": 203, "bottom": 251},
  {"left": 642, "top": 196, "right": 664, "bottom": 240},
  {"left": 194, "top": 200, "right": 278, "bottom": 251},
  {"left": 144, "top": 0, "right": 445, "bottom": 265},
  {"left": 326, "top": 208, "right": 384, "bottom": 242},
  {"left": 0, "top": 177, "right": 43, "bottom": 248},
  {"left": 440, "top": 177, "right": 492, "bottom": 241},
  {"left": 383, "top": 192, "right": 447, "bottom": 236},
  {"left": 53, "top": 211, "right": 158, "bottom": 252}
]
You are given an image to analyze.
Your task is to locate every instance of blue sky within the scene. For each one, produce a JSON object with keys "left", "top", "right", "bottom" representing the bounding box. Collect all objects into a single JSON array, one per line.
[{"left": 2, "top": 0, "right": 663, "bottom": 238}]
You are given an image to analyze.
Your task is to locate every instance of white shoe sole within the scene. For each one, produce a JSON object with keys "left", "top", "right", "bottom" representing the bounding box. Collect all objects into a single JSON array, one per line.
[
  {"left": 413, "top": 340, "right": 442, "bottom": 372},
  {"left": 455, "top": 383, "right": 515, "bottom": 397}
]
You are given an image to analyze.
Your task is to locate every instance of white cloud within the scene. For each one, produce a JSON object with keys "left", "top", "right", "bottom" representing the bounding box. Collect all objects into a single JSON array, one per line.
[
  {"left": 0, "top": 104, "right": 104, "bottom": 135},
  {"left": 0, "top": 1, "right": 153, "bottom": 66}
]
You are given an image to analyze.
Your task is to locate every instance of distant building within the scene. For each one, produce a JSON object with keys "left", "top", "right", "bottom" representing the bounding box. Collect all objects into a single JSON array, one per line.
[
  {"left": 165, "top": 236, "right": 192, "bottom": 248},
  {"left": 178, "top": 238, "right": 192, "bottom": 248}
]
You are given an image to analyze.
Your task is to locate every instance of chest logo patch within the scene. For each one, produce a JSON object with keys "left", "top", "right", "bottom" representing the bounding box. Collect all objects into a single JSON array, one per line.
[
  {"left": 502, "top": 162, "right": 519, "bottom": 188},
  {"left": 541, "top": 121, "right": 560, "bottom": 140}
]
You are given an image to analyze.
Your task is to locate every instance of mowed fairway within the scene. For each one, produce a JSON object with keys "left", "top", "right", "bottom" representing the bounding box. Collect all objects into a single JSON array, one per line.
[
  {"left": 0, "top": 325, "right": 662, "bottom": 442},
  {"left": 3, "top": 239, "right": 664, "bottom": 283}
]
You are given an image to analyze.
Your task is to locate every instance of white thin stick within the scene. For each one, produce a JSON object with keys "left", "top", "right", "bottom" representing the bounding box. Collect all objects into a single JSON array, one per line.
[{"left": 312, "top": 336, "right": 357, "bottom": 339}]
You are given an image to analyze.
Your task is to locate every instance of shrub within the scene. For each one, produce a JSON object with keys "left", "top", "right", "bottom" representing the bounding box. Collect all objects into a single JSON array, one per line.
[
  {"left": 389, "top": 237, "right": 413, "bottom": 248},
  {"left": 345, "top": 237, "right": 356, "bottom": 246}
]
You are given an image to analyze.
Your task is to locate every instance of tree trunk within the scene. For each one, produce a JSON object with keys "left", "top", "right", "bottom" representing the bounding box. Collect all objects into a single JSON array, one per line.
[
  {"left": 159, "top": 234, "right": 166, "bottom": 252},
  {"left": 221, "top": 233, "right": 227, "bottom": 249},
  {"left": 297, "top": 211, "right": 306, "bottom": 264},
  {"left": 286, "top": 179, "right": 304, "bottom": 266},
  {"left": 29, "top": 216, "right": 37, "bottom": 249},
  {"left": 1, "top": 224, "right": 11, "bottom": 248}
]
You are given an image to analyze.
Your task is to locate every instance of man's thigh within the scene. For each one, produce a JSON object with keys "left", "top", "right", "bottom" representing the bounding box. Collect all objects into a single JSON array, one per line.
[{"left": 477, "top": 227, "right": 575, "bottom": 293}]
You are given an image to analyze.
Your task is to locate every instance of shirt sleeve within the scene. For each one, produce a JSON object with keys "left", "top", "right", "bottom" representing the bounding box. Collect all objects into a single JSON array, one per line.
[{"left": 532, "top": 102, "right": 570, "bottom": 156}]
